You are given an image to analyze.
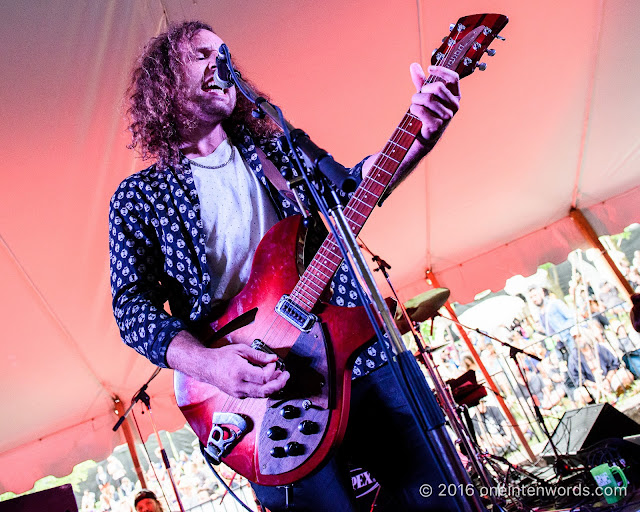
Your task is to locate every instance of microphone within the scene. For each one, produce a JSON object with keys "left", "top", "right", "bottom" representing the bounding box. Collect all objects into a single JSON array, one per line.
[{"left": 213, "top": 44, "right": 234, "bottom": 89}]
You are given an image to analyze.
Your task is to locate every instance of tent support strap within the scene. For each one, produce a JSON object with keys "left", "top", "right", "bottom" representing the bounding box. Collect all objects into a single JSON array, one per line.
[{"left": 569, "top": 208, "right": 634, "bottom": 303}]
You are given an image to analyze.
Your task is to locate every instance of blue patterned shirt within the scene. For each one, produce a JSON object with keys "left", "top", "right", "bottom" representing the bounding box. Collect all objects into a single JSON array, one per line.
[{"left": 109, "top": 127, "right": 387, "bottom": 377}]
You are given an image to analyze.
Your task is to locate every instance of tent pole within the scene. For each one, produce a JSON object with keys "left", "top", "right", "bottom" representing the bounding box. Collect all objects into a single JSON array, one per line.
[
  {"left": 569, "top": 208, "right": 634, "bottom": 303},
  {"left": 427, "top": 272, "right": 536, "bottom": 463},
  {"left": 113, "top": 396, "right": 147, "bottom": 488}
]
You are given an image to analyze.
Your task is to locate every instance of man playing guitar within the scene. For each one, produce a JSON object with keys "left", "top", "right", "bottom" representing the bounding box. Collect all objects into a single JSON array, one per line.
[{"left": 110, "top": 20, "right": 460, "bottom": 510}]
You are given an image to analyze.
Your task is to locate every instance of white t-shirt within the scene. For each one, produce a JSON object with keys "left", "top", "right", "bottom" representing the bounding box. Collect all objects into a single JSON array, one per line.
[{"left": 190, "top": 139, "right": 279, "bottom": 302}]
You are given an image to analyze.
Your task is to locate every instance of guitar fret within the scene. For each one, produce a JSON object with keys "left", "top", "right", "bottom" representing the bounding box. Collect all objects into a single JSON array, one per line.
[
  {"left": 348, "top": 218, "right": 363, "bottom": 231},
  {"left": 366, "top": 173, "right": 386, "bottom": 187},
  {"left": 344, "top": 207, "right": 367, "bottom": 222},
  {"left": 317, "top": 246, "right": 340, "bottom": 262},
  {"left": 310, "top": 263, "right": 332, "bottom": 280},
  {"left": 325, "top": 238, "right": 340, "bottom": 253},
  {"left": 314, "top": 257, "right": 337, "bottom": 275},
  {"left": 351, "top": 194, "right": 376, "bottom": 209},
  {"left": 295, "top": 285, "right": 316, "bottom": 302},
  {"left": 370, "top": 163, "right": 393, "bottom": 177},
  {"left": 388, "top": 140, "right": 408, "bottom": 151},
  {"left": 380, "top": 153, "right": 400, "bottom": 164},
  {"left": 370, "top": 163, "right": 393, "bottom": 176},
  {"left": 303, "top": 274, "right": 325, "bottom": 293},
  {"left": 392, "top": 131, "right": 416, "bottom": 146},
  {"left": 307, "top": 273, "right": 328, "bottom": 292},
  {"left": 290, "top": 290, "right": 315, "bottom": 310}
]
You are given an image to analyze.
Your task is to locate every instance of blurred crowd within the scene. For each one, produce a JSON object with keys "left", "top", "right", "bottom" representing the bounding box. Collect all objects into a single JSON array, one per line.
[
  {"left": 80, "top": 449, "right": 252, "bottom": 512},
  {"left": 427, "top": 251, "right": 640, "bottom": 458}
]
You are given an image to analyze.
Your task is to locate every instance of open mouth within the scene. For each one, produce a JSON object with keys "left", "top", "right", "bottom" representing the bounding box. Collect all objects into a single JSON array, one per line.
[{"left": 202, "top": 80, "right": 225, "bottom": 92}]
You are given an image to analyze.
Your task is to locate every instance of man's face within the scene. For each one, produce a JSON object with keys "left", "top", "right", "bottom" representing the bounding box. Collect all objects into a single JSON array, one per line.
[
  {"left": 528, "top": 288, "right": 544, "bottom": 307},
  {"left": 177, "top": 29, "right": 237, "bottom": 125},
  {"left": 136, "top": 498, "right": 159, "bottom": 512}
]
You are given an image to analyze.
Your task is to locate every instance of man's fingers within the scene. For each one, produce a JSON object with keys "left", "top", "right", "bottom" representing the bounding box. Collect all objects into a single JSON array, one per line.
[
  {"left": 235, "top": 344, "right": 278, "bottom": 365},
  {"left": 428, "top": 65, "right": 461, "bottom": 97},
  {"left": 410, "top": 93, "right": 455, "bottom": 121},
  {"left": 239, "top": 370, "right": 290, "bottom": 398},
  {"left": 413, "top": 83, "right": 460, "bottom": 111},
  {"left": 241, "top": 361, "right": 278, "bottom": 385},
  {"left": 410, "top": 64, "right": 460, "bottom": 96},
  {"left": 409, "top": 62, "right": 427, "bottom": 92}
]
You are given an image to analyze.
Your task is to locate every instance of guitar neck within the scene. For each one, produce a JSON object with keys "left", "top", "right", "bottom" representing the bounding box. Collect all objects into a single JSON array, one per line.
[
  {"left": 285, "top": 12, "right": 509, "bottom": 312},
  {"left": 289, "top": 110, "right": 423, "bottom": 311}
]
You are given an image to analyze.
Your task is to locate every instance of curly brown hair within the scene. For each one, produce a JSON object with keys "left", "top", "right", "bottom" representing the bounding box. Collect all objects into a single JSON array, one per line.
[{"left": 126, "top": 20, "right": 278, "bottom": 169}]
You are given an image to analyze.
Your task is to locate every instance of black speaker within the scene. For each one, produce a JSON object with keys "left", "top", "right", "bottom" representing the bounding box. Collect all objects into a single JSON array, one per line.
[
  {"left": 0, "top": 484, "right": 78, "bottom": 512},
  {"left": 542, "top": 403, "right": 640, "bottom": 461}
]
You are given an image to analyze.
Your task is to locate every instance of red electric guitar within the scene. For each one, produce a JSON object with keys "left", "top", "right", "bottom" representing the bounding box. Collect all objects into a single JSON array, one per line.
[{"left": 175, "top": 13, "right": 508, "bottom": 486}]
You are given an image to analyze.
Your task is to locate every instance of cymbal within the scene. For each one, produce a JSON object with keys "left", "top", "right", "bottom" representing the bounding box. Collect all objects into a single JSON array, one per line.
[{"left": 394, "top": 288, "right": 450, "bottom": 334}]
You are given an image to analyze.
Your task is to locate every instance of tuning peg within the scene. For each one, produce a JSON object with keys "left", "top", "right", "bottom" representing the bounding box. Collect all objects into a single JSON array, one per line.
[
  {"left": 476, "top": 62, "right": 487, "bottom": 71},
  {"left": 449, "top": 23, "right": 455, "bottom": 31},
  {"left": 496, "top": 35, "right": 506, "bottom": 41},
  {"left": 486, "top": 48, "right": 496, "bottom": 56}
]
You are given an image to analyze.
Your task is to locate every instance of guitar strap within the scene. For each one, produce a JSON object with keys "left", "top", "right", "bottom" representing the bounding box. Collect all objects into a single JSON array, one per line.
[{"left": 254, "top": 146, "right": 303, "bottom": 209}]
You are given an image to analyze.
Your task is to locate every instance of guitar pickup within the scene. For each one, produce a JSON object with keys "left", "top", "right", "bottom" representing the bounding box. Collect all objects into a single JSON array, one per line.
[
  {"left": 275, "top": 295, "right": 317, "bottom": 332},
  {"left": 251, "top": 339, "right": 286, "bottom": 371}
]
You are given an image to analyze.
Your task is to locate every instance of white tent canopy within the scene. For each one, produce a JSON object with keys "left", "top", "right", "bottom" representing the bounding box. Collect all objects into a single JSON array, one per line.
[{"left": 2, "top": 0, "right": 639, "bottom": 493}]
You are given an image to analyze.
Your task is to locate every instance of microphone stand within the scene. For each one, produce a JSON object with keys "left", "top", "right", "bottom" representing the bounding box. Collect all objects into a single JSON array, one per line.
[
  {"left": 219, "top": 45, "right": 484, "bottom": 511},
  {"left": 444, "top": 317, "right": 565, "bottom": 474},
  {"left": 361, "top": 241, "right": 506, "bottom": 511},
  {"left": 113, "top": 369, "right": 186, "bottom": 512}
]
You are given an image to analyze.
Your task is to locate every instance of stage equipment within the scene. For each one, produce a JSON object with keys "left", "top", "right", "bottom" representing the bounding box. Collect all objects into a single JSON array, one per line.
[
  {"left": 541, "top": 403, "right": 640, "bottom": 463},
  {"left": 394, "top": 288, "right": 450, "bottom": 334},
  {"left": 113, "top": 368, "right": 186, "bottom": 512},
  {"left": 0, "top": 484, "right": 77, "bottom": 512},
  {"left": 359, "top": 240, "right": 508, "bottom": 511}
]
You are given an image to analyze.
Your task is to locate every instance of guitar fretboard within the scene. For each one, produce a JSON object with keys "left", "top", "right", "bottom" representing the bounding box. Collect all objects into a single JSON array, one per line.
[{"left": 289, "top": 111, "right": 423, "bottom": 311}]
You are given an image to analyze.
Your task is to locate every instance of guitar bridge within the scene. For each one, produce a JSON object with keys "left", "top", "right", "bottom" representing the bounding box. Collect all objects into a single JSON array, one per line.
[{"left": 275, "top": 295, "right": 317, "bottom": 332}]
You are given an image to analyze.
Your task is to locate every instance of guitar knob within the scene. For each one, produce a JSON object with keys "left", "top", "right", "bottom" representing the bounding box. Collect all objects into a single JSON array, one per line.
[
  {"left": 486, "top": 48, "right": 496, "bottom": 56},
  {"left": 267, "top": 426, "right": 287, "bottom": 440},
  {"left": 298, "top": 420, "right": 318, "bottom": 435},
  {"left": 285, "top": 442, "right": 304, "bottom": 456},
  {"left": 281, "top": 405, "right": 299, "bottom": 419},
  {"left": 476, "top": 62, "right": 487, "bottom": 71},
  {"left": 270, "top": 446, "right": 286, "bottom": 458}
]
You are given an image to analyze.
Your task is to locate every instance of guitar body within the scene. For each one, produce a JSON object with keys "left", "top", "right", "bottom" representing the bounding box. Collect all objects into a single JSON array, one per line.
[{"left": 174, "top": 215, "right": 382, "bottom": 486}]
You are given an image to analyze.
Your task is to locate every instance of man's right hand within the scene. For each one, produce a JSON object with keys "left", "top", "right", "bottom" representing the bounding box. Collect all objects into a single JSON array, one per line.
[{"left": 166, "top": 330, "right": 290, "bottom": 398}]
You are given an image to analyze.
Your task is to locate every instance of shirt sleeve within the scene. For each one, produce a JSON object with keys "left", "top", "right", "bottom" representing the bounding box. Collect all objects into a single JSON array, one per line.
[{"left": 108, "top": 179, "right": 186, "bottom": 367}]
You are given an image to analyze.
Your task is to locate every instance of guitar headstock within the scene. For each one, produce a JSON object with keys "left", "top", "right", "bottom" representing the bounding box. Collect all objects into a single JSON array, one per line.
[{"left": 431, "top": 13, "right": 508, "bottom": 79}]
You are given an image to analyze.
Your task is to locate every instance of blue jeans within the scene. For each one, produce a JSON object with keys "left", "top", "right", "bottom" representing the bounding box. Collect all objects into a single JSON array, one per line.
[{"left": 251, "top": 363, "right": 462, "bottom": 511}]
